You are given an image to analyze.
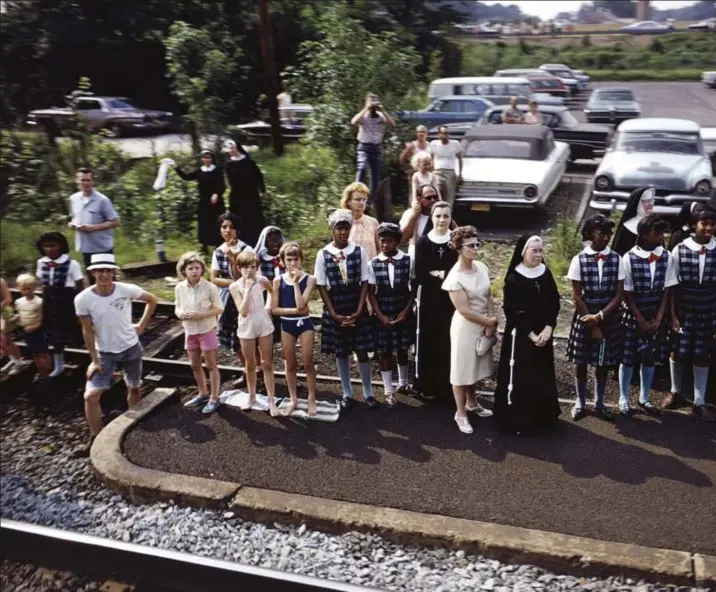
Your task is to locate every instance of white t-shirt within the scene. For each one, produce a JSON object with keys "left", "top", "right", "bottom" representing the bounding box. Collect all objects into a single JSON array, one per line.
[
  {"left": 567, "top": 246, "right": 625, "bottom": 285},
  {"left": 429, "top": 139, "right": 462, "bottom": 170},
  {"left": 622, "top": 246, "right": 678, "bottom": 292},
  {"left": 74, "top": 282, "right": 144, "bottom": 353},
  {"left": 313, "top": 242, "right": 372, "bottom": 289},
  {"left": 36, "top": 255, "right": 84, "bottom": 288},
  {"left": 399, "top": 209, "right": 429, "bottom": 262},
  {"left": 15, "top": 296, "right": 43, "bottom": 327}
]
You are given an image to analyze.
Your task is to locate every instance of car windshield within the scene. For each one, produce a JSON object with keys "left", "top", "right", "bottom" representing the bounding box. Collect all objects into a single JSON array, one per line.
[
  {"left": 463, "top": 139, "right": 533, "bottom": 159},
  {"left": 596, "top": 90, "right": 634, "bottom": 102},
  {"left": 617, "top": 132, "right": 701, "bottom": 154},
  {"left": 559, "top": 111, "right": 579, "bottom": 127},
  {"left": 531, "top": 79, "right": 561, "bottom": 88},
  {"left": 108, "top": 99, "right": 135, "bottom": 109}
]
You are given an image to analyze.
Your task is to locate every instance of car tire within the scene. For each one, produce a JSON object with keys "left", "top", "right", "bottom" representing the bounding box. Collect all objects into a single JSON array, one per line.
[{"left": 107, "top": 123, "right": 123, "bottom": 138}]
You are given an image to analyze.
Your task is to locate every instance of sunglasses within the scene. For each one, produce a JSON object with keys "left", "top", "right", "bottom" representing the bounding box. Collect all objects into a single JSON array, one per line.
[{"left": 462, "top": 241, "right": 480, "bottom": 249}]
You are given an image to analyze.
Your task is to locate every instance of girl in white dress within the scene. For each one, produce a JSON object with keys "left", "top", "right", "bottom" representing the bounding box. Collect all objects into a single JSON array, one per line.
[
  {"left": 230, "top": 250, "right": 277, "bottom": 415},
  {"left": 442, "top": 226, "right": 498, "bottom": 434}
]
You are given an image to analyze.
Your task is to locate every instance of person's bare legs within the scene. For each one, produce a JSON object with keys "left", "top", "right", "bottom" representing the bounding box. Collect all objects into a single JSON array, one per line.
[
  {"left": 259, "top": 334, "right": 277, "bottom": 416},
  {"left": 281, "top": 332, "right": 299, "bottom": 415},
  {"left": 240, "top": 338, "right": 257, "bottom": 410},
  {"left": 188, "top": 348, "right": 208, "bottom": 397},
  {"left": 453, "top": 385, "right": 467, "bottom": 417},
  {"left": 301, "top": 330, "right": 317, "bottom": 416},
  {"left": 127, "top": 386, "right": 141, "bottom": 407},
  {"left": 84, "top": 389, "right": 104, "bottom": 437},
  {"left": 204, "top": 349, "right": 221, "bottom": 402}
]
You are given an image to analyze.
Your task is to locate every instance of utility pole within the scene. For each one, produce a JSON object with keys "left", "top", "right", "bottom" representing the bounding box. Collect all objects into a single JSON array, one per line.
[{"left": 258, "top": 0, "right": 284, "bottom": 156}]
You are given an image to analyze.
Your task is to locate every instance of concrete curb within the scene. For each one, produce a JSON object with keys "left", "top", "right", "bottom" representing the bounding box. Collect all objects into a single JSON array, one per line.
[
  {"left": 90, "top": 388, "right": 240, "bottom": 508},
  {"left": 93, "top": 387, "right": 713, "bottom": 586}
]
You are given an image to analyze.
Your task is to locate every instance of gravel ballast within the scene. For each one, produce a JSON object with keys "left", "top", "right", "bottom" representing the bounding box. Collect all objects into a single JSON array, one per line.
[{"left": 0, "top": 384, "right": 709, "bottom": 592}]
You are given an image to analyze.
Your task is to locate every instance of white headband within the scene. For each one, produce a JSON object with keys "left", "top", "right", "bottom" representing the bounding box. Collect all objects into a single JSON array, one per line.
[
  {"left": 521, "top": 235, "right": 542, "bottom": 256},
  {"left": 328, "top": 209, "right": 353, "bottom": 230}
]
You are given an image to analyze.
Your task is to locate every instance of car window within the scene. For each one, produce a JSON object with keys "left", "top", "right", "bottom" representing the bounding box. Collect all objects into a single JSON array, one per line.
[
  {"left": 108, "top": 100, "right": 134, "bottom": 109},
  {"left": 439, "top": 100, "right": 461, "bottom": 112},
  {"left": 596, "top": 90, "right": 635, "bottom": 102},
  {"left": 617, "top": 131, "right": 701, "bottom": 155},
  {"left": 463, "top": 139, "right": 533, "bottom": 159},
  {"left": 76, "top": 100, "right": 101, "bottom": 110},
  {"left": 487, "top": 111, "right": 504, "bottom": 124},
  {"left": 559, "top": 111, "right": 578, "bottom": 127}
]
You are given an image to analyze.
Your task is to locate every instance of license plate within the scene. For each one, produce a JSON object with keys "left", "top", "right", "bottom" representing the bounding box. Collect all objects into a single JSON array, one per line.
[{"left": 471, "top": 203, "right": 490, "bottom": 212}]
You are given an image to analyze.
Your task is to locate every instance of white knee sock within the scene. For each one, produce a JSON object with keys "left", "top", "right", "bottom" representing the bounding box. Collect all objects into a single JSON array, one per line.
[
  {"left": 397, "top": 364, "right": 409, "bottom": 387},
  {"left": 693, "top": 365, "right": 709, "bottom": 407},
  {"left": 381, "top": 370, "right": 393, "bottom": 394},
  {"left": 669, "top": 359, "right": 684, "bottom": 394},
  {"left": 49, "top": 353, "right": 65, "bottom": 377}
]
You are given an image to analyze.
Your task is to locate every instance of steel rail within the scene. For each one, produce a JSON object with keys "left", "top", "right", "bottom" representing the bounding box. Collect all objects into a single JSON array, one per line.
[{"left": 0, "top": 519, "right": 384, "bottom": 592}]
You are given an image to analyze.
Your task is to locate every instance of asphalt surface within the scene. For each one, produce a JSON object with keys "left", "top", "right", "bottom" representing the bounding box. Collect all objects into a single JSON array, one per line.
[{"left": 124, "top": 375, "right": 716, "bottom": 555}]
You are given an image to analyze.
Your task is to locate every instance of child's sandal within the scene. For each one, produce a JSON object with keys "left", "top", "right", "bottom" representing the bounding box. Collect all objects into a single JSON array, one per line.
[{"left": 385, "top": 394, "right": 397, "bottom": 408}]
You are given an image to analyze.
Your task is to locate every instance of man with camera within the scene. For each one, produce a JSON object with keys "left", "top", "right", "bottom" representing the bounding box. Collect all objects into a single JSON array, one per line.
[{"left": 351, "top": 92, "right": 396, "bottom": 206}]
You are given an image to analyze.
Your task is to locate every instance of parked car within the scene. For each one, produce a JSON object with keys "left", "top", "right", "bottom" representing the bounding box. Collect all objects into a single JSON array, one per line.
[
  {"left": 524, "top": 75, "right": 570, "bottom": 101},
  {"left": 475, "top": 24, "right": 501, "bottom": 37},
  {"left": 454, "top": 125, "right": 569, "bottom": 212},
  {"left": 428, "top": 76, "right": 532, "bottom": 104},
  {"left": 231, "top": 104, "right": 313, "bottom": 146},
  {"left": 26, "top": 96, "right": 173, "bottom": 137},
  {"left": 466, "top": 104, "right": 611, "bottom": 161},
  {"left": 537, "top": 65, "right": 581, "bottom": 94},
  {"left": 398, "top": 96, "right": 493, "bottom": 128},
  {"left": 584, "top": 87, "right": 641, "bottom": 125},
  {"left": 702, "top": 71, "right": 716, "bottom": 89},
  {"left": 620, "top": 21, "right": 673, "bottom": 34},
  {"left": 590, "top": 118, "right": 713, "bottom": 214},
  {"left": 688, "top": 18, "right": 716, "bottom": 31},
  {"left": 701, "top": 128, "right": 716, "bottom": 174}
]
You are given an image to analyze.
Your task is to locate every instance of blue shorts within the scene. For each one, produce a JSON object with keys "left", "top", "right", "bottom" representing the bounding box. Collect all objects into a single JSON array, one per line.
[
  {"left": 280, "top": 316, "right": 315, "bottom": 338},
  {"left": 23, "top": 328, "right": 49, "bottom": 355},
  {"left": 86, "top": 342, "right": 143, "bottom": 391}
]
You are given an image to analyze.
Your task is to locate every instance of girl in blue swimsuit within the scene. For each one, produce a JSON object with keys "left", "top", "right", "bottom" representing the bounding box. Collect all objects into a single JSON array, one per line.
[{"left": 271, "top": 241, "right": 318, "bottom": 416}]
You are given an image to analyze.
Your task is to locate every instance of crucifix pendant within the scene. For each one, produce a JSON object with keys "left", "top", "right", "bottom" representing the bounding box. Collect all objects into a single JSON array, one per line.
[{"left": 437, "top": 247, "right": 445, "bottom": 258}]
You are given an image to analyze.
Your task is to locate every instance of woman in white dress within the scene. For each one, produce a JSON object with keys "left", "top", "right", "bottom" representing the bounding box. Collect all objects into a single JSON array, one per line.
[{"left": 442, "top": 226, "right": 498, "bottom": 434}]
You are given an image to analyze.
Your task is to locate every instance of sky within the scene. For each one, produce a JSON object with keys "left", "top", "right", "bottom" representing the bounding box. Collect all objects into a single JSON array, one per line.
[{"left": 479, "top": 1, "right": 703, "bottom": 20}]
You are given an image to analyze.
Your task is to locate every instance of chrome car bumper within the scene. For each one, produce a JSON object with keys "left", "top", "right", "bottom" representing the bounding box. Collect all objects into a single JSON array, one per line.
[{"left": 590, "top": 190, "right": 712, "bottom": 214}]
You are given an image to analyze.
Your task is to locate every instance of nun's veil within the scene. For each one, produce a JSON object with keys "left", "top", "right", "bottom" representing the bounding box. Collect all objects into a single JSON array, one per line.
[
  {"left": 611, "top": 186, "right": 654, "bottom": 255},
  {"left": 667, "top": 201, "right": 697, "bottom": 250},
  {"left": 505, "top": 234, "right": 531, "bottom": 279}
]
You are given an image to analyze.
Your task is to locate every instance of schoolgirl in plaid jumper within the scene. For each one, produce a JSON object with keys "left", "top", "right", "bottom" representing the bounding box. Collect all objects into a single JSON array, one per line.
[
  {"left": 367, "top": 223, "right": 413, "bottom": 408},
  {"left": 255, "top": 225, "right": 286, "bottom": 343},
  {"left": 665, "top": 204, "right": 716, "bottom": 422},
  {"left": 566, "top": 216, "right": 623, "bottom": 421},
  {"left": 35, "top": 232, "right": 85, "bottom": 377},
  {"left": 314, "top": 209, "right": 375, "bottom": 409},
  {"left": 618, "top": 215, "right": 678, "bottom": 417}
]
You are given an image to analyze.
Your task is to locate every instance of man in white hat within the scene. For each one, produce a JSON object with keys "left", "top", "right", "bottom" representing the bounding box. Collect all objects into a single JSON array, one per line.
[{"left": 73, "top": 254, "right": 158, "bottom": 456}]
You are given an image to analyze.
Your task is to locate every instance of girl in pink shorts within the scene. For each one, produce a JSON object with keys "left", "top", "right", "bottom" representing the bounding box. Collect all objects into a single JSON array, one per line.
[
  {"left": 230, "top": 250, "right": 278, "bottom": 415},
  {"left": 174, "top": 252, "right": 225, "bottom": 414}
]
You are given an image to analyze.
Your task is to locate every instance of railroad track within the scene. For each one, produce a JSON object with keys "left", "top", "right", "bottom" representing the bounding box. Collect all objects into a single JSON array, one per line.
[{"left": 1, "top": 519, "right": 383, "bottom": 592}]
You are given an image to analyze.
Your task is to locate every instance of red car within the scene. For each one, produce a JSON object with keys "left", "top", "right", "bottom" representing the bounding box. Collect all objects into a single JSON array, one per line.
[{"left": 525, "top": 75, "right": 570, "bottom": 100}]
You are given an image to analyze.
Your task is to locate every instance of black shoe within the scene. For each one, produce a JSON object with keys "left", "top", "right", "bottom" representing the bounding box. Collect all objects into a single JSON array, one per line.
[
  {"left": 638, "top": 401, "right": 661, "bottom": 416},
  {"left": 365, "top": 396, "right": 378, "bottom": 409},
  {"left": 341, "top": 396, "right": 354, "bottom": 410},
  {"left": 619, "top": 406, "right": 632, "bottom": 419},
  {"left": 571, "top": 407, "right": 587, "bottom": 421},
  {"left": 594, "top": 406, "right": 615, "bottom": 421}
]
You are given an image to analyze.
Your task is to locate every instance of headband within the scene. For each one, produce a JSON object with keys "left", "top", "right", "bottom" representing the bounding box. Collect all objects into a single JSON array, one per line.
[
  {"left": 521, "top": 235, "right": 542, "bottom": 256},
  {"left": 328, "top": 209, "right": 354, "bottom": 230}
]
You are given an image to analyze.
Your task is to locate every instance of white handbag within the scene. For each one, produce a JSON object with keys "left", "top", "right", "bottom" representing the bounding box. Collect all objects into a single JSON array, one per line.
[{"left": 476, "top": 333, "right": 497, "bottom": 356}]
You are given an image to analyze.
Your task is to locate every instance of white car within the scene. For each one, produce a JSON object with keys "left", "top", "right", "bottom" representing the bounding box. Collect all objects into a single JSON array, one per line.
[
  {"left": 590, "top": 118, "right": 713, "bottom": 214},
  {"left": 455, "top": 125, "right": 569, "bottom": 211},
  {"left": 702, "top": 71, "right": 716, "bottom": 89}
]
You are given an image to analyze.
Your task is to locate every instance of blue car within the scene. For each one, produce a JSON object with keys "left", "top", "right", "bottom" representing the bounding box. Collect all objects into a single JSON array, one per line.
[{"left": 398, "top": 96, "right": 494, "bottom": 128}]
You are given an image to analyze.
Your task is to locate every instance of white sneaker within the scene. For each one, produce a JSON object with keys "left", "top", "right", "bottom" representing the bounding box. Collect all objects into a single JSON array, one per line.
[
  {"left": 466, "top": 403, "right": 493, "bottom": 418},
  {"left": 8, "top": 360, "right": 32, "bottom": 375},
  {"left": 454, "top": 413, "right": 473, "bottom": 434}
]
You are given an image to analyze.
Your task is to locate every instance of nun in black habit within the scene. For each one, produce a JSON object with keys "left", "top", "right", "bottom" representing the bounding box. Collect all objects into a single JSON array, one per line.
[
  {"left": 174, "top": 150, "right": 225, "bottom": 250},
  {"left": 667, "top": 201, "right": 698, "bottom": 250},
  {"left": 611, "top": 186, "right": 656, "bottom": 256},
  {"left": 493, "top": 235, "right": 561, "bottom": 435},
  {"left": 225, "top": 140, "right": 267, "bottom": 247}
]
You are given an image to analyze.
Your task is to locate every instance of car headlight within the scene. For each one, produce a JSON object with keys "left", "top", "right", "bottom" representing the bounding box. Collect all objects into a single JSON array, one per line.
[
  {"left": 595, "top": 175, "right": 613, "bottom": 190},
  {"left": 523, "top": 185, "right": 538, "bottom": 199},
  {"left": 584, "top": 109, "right": 591, "bottom": 114},
  {"left": 694, "top": 180, "right": 712, "bottom": 195}
]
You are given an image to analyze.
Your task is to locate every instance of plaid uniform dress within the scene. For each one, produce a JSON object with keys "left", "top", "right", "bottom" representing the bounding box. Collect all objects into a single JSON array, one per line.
[
  {"left": 320, "top": 247, "right": 373, "bottom": 357},
  {"left": 260, "top": 256, "right": 285, "bottom": 342},
  {"left": 621, "top": 251, "right": 669, "bottom": 366},
  {"left": 370, "top": 254, "right": 414, "bottom": 354},
  {"left": 39, "top": 258, "right": 79, "bottom": 352},
  {"left": 215, "top": 245, "right": 248, "bottom": 353},
  {"left": 671, "top": 244, "right": 716, "bottom": 358},
  {"left": 566, "top": 252, "right": 623, "bottom": 366}
]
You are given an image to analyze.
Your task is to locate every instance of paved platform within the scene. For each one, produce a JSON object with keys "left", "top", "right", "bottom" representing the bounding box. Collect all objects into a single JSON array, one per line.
[{"left": 123, "top": 386, "right": 716, "bottom": 557}]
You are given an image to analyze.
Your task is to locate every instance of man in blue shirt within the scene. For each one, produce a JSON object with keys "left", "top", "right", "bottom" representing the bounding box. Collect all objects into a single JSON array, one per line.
[{"left": 68, "top": 168, "right": 121, "bottom": 282}]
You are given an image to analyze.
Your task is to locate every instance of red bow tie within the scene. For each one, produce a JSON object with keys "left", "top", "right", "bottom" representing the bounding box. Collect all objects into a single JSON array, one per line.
[
  {"left": 648, "top": 253, "right": 660, "bottom": 264},
  {"left": 595, "top": 253, "right": 608, "bottom": 262},
  {"left": 333, "top": 252, "right": 345, "bottom": 264},
  {"left": 386, "top": 257, "right": 396, "bottom": 265},
  {"left": 699, "top": 246, "right": 707, "bottom": 256},
  {"left": 47, "top": 262, "right": 58, "bottom": 269},
  {"left": 272, "top": 257, "right": 281, "bottom": 267}
]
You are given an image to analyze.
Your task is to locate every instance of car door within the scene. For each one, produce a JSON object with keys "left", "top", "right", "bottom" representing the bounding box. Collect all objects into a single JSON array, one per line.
[
  {"left": 431, "top": 100, "right": 461, "bottom": 126},
  {"left": 75, "top": 98, "right": 105, "bottom": 130},
  {"left": 543, "top": 133, "right": 568, "bottom": 195},
  {"left": 462, "top": 99, "right": 490, "bottom": 122}
]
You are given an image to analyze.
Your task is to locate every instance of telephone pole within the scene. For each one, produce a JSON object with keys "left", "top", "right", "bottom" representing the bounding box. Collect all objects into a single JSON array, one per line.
[{"left": 258, "top": 0, "right": 284, "bottom": 156}]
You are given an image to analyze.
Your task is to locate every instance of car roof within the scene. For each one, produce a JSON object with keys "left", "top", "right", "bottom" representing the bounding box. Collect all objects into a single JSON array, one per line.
[
  {"left": 495, "top": 69, "right": 543, "bottom": 75},
  {"left": 486, "top": 104, "right": 565, "bottom": 114},
  {"left": 279, "top": 104, "right": 312, "bottom": 111},
  {"left": 463, "top": 125, "right": 552, "bottom": 140},
  {"left": 540, "top": 64, "right": 570, "bottom": 70},
  {"left": 433, "top": 95, "right": 488, "bottom": 101},
  {"left": 618, "top": 118, "right": 701, "bottom": 132},
  {"left": 77, "top": 96, "right": 129, "bottom": 101},
  {"left": 430, "top": 77, "right": 529, "bottom": 85}
]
